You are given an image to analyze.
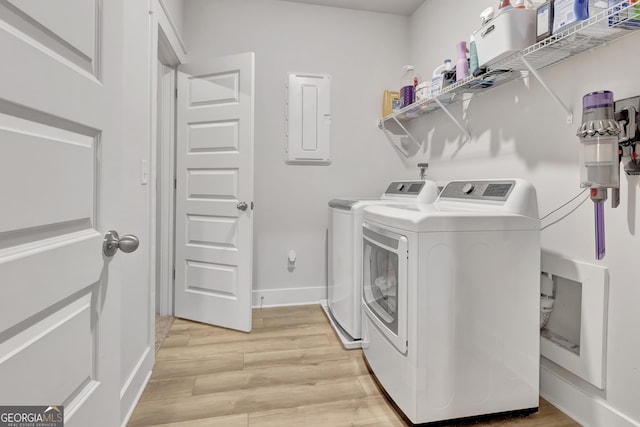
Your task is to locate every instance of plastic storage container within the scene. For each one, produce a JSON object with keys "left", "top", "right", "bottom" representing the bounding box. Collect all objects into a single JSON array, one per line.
[{"left": 473, "top": 8, "right": 536, "bottom": 67}]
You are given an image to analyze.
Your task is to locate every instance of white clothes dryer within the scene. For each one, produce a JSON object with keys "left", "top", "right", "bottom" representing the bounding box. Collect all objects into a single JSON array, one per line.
[
  {"left": 325, "top": 180, "right": 441, "bottom": 349},
  {"left": 361, "top": 179, "right": 540, "bottom": 425}
]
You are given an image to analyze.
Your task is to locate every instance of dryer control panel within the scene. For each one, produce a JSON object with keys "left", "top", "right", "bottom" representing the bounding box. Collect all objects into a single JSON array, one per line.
[{"left": 440, "top": 180, "right": 515, "bottom": 201}]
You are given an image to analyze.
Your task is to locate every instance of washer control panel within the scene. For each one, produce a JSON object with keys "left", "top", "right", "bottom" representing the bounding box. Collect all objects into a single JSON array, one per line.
[
  {"left": 384, "top": 181, "right": 426, "bottom": 196},
  {"left": 440, "top": 180, "right": 515, "bottom": 201}
]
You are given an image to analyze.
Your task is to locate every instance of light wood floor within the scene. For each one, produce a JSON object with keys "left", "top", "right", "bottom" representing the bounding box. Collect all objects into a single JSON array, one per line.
[{"left": 129, "top": 305, "right": 580, "bottom": 427}]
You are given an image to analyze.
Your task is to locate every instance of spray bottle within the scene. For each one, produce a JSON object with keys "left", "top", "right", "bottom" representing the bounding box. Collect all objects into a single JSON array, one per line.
[
  {"left": 498, "top": 0, "right": 513, "bottom": 11},
  {"left": 469, "top": 35, "right": 479, "bottom": 76},
  {"left": 456, "top": 41, "right": 469, "bottom": 81}
]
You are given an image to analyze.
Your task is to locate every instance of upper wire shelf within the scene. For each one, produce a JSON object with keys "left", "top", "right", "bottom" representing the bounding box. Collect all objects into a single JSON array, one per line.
[{"left": 379, "top": 1, "right": 640, "bottom": 126}]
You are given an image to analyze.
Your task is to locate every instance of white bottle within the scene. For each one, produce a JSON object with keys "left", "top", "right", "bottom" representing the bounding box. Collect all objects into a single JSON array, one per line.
[{"left": 430, "top": 59, "right": 452, "bottom": 96}]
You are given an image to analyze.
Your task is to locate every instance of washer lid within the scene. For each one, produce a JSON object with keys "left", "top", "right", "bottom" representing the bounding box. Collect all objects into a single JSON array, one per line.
[
  {"left": 329, "top": 180, "right": 440, "bottom": 211},
  {"left": 363, "top": 179, "right": 540, "bottom": 232},
  {"left": 329, "top": 198, "right": 379, "bottom": 210},
  {"left": 364, "top": 204, "right": 540, "bottom": 232}
]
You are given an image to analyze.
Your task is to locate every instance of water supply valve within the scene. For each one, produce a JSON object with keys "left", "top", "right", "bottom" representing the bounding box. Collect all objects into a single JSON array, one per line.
[{"left": 417, "top": 163, "right": 429, "bottom": 180}]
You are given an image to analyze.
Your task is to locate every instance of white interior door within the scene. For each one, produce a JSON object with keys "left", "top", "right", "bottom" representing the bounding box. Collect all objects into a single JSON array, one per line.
[
  {"left": 174, "top": 52, "right": 255, "bottom": 332},
  {"left": 0, "top": 1, "right": 123, "bottom": 426}
]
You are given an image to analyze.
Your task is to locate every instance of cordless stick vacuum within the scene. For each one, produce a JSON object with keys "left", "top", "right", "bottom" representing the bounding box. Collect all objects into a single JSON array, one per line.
[{"left": 576, "top": 91, "right": 621, "bottom": 260}]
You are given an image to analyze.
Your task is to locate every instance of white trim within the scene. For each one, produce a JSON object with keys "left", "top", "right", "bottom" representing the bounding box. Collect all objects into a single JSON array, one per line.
[
  {"left": 119, "top": 347, "right": 153, "bottom": 426},
  {"left": 120, "top": 368, "right": 152, "bottom": 427},
  {"left": 156, "top": 0, "right": 188, "bottom": 57},
  {"left": 540, "top": 361, "right": 640, "bottom": 427},
  {"left": 252, "top": 286, "right": 326, "bottom": 308},
  {"left": 158, "top": 28, "right": 180, "bottom": 66},
  {"left": 149, "top": 0, "right": 184, "bottom": 319}
]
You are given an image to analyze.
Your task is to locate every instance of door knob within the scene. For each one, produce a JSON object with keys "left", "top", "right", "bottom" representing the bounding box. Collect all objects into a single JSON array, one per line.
[
  {"left": 236, "top": 201, "right": 248, "bottom": 211},
  {"left": 103, "top": 230, "right": 140, "bottom": 257}
]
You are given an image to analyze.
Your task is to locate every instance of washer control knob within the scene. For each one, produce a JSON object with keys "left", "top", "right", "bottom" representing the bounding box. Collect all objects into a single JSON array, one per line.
[{"left": 462, "top": 183, "right": 475, "bottom": 195}]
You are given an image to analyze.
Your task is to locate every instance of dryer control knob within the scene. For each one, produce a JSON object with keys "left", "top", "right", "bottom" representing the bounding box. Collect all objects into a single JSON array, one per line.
[{"left": 462, "top": 183, "right": 475, "bottom": 194}]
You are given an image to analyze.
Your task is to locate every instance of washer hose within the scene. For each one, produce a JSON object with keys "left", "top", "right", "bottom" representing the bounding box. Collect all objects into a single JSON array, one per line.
[{"left": 540, "top": 272, "right": 555, "bottom": 329}]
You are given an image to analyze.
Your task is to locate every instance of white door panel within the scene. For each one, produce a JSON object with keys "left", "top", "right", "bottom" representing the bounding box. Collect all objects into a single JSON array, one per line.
[
  {"left": 0, "top": 114, "right": 94, "bottom": 234},
  {"left": 0, "top": 294, "right": 95, "bottom": 404},
  {"left": 0, "top": 0, "right": 123, "bottom": 425},
  {"left": 5, "top": 0, "right": 97, "bottom": 64},
  {"left": 175, "top": 53, "right": 254, "bottom": 332}
]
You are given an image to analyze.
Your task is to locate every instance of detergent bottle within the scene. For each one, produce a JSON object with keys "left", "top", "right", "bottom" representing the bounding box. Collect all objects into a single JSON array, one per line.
[
  {"left": 430, "top": 59, "right": 452, "bottom": 96},
  {"left": 400, "top": 65, "right": 419, "bottom": 108},
  {"left": 456, "top": 41, "right": 469, "bottom": 81},
  {"left": 382, "top": 90, "right": 401, "bottom": 116}
]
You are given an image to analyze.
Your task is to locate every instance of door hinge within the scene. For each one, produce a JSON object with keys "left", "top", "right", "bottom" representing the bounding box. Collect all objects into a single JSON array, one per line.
[
  {"left": 175, "top": 87, "right": 178, "bottom": 99},
  {"left": 251, "top": 201, "right": 254, "bottom": 210},
  {"left": 172, "top": 269, "right": 175, "bottom": 281},
  {"left": 174, "top": 178, "right": 177, "bottom": 189}
]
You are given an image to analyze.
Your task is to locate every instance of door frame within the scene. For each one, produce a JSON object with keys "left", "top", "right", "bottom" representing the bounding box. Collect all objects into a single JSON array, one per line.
[
  {"left": 155, "top": 60, "right": 176, "bottom": 316},
  {"left": 149, "top": 0, "right": 186, "bottom": 318}
]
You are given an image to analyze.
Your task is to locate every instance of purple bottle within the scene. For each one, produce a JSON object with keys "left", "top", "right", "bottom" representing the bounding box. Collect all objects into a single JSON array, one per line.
[
  {"left": 456, "top": 41, "right": 469, "bottom": 81},
  {"left": 400, "top": 65, "right": 417, "bottom": 108}
]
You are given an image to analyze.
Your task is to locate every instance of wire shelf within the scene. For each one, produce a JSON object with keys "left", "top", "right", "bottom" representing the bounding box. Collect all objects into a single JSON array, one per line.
[
  {"left": 498, "top": 2, "right": 640, "bottom": 72},
  {"left": 379, "top": 1, "right": 640, "bottom": 127}
]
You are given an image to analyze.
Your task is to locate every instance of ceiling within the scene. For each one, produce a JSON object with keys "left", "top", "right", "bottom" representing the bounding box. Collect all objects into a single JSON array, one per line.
[{"left": 279, "top": 0, "right": 426, "bottom": 16}]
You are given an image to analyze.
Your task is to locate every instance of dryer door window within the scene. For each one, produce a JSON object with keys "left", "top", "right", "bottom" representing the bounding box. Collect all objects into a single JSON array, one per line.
[
  {"left": 362, "top": 223, "right": 408, "bottom": 353},
  {"left": 363, "top": 243, "right": 399, "bottom": 333}
]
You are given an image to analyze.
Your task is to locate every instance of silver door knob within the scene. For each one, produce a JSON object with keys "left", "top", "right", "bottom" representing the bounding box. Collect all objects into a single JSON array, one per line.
[
  {"left": 236, "top": 201, "right": 248, "bottom": 211},
  {"left": 103, "top": 230, "right": 140, "bottom": 257}
]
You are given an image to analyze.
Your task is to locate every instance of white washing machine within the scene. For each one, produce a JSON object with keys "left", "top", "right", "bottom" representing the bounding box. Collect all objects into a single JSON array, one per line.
[
  {"left": 325, "top": 180, "right": 441, "bottom": 349},
  {"left": 361, "top": 179, "right": 540, "bottom": 425}
]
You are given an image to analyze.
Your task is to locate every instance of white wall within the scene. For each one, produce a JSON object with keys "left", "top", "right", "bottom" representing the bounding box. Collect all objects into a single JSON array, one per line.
[
  {"left": 408, "top": 1, "right": 640, "bottom": 425},
  {"left": 183, "top": 0, "right": 415, "bottom": 306}
]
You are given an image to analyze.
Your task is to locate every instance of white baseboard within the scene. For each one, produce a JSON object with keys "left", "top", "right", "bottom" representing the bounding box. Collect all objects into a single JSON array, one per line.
[
  {"left": 252, "top": 286, "right": 326, "bottom": 308},
  {"left": 541, "top": 363, "right": 639, "bottom": 427},
  {"left": 120, "top": 347, "right": 154, "bottom": 427}
]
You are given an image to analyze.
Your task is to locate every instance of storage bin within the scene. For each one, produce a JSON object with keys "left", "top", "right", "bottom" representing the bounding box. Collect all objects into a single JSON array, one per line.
[{"left": 473, "top": 8, "right": 536, "bottom": 67}]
